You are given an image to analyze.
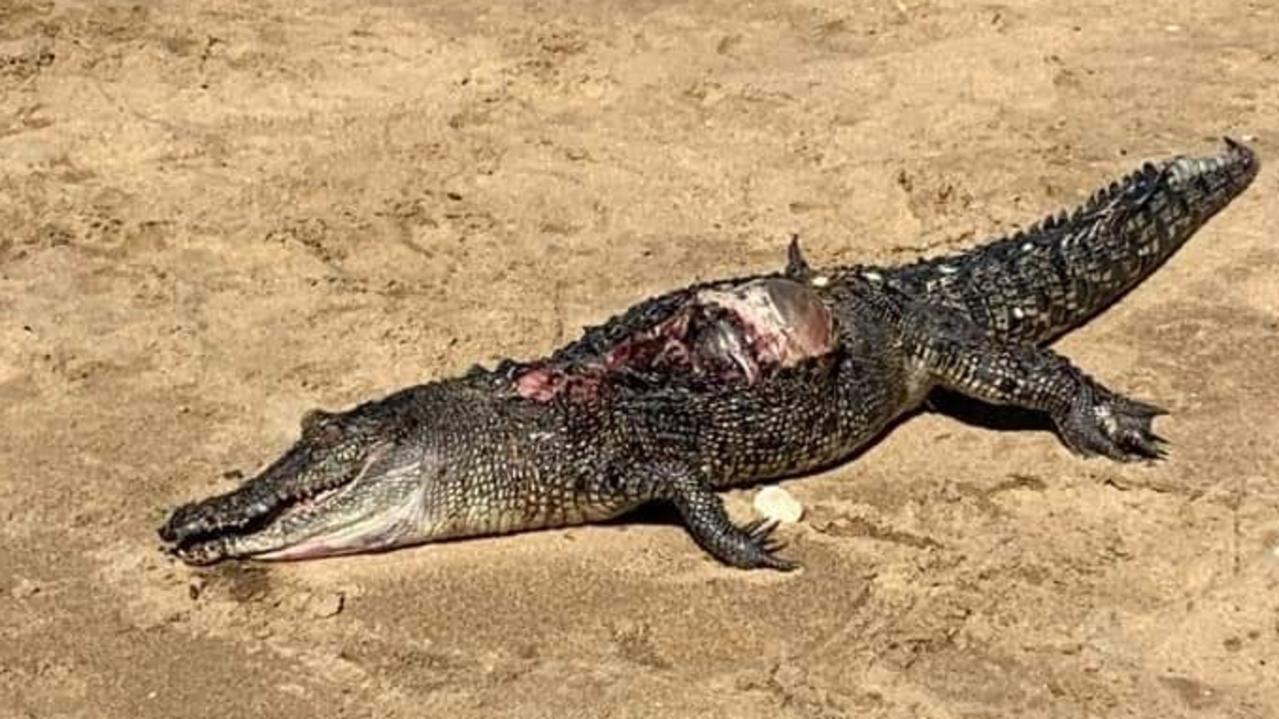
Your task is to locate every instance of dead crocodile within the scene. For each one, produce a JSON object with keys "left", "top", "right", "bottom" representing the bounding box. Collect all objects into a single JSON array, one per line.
[{"left": 159, "top": 139, "right": 1259, "bottom": 570}]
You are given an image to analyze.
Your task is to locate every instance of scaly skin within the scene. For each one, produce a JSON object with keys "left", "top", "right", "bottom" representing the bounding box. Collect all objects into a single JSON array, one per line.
[{"left": 160, "top": 139, "right": 1259, "bottom": 570}]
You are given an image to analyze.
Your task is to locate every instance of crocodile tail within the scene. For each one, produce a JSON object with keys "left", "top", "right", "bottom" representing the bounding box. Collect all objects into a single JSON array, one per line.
[{"left": 882, "top": 139, "right": 1260, "bottom": 344}]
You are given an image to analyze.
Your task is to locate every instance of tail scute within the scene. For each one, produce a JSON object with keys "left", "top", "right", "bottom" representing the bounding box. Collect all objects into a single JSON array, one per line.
[{"left": 883, "top": 139, "right": 1260, "bottom": 344}]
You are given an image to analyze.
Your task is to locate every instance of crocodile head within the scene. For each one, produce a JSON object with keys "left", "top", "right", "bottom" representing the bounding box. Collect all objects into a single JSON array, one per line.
[{"left": 159, "top": 402, "right": 439, "bottom": 564}]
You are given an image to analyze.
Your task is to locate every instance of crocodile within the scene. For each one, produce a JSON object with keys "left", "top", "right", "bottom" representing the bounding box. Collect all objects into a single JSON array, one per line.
[{"left": 159, "top": 139, "right": 1259, "bottom": 570}]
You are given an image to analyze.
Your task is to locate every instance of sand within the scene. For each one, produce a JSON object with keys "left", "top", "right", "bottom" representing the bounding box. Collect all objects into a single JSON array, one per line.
[{"left": 2, "top": 1, "right": 1277, "bottom": 717}]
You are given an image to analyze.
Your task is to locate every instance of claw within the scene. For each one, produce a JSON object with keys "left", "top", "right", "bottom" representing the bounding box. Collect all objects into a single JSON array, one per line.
[
  {"left": 1059, "top": 387, "right": 1171, "bottom": 463},
  {"left": 740, "top": 517, "right": 798, "bottom": 571},
  {"left": 758, "top": 547, "right": 799, "bottom": 571},
  {"left": 1117, "top": 396, "right": 1168, "bottom": 417},
  {"left": 748, "top": 518, "right": 780, "bottom": 538}
]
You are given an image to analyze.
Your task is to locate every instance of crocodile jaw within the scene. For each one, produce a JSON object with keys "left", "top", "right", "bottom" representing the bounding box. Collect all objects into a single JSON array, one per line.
[
  {"left": 164, "top": 441, "right": 441, "bottom": 564},
  {"left": 251, "top": 470, "right": 431, "bottom": 561}
]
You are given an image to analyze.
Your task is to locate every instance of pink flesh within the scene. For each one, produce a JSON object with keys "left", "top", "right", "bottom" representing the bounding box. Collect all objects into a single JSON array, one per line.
[
  {"left": 514, "top": 278, "right": 834, "bottom": 402},
  {"left": 695, "top": 279, "right": 834, "bottom": 368},
  {"left": 256, "top": 541, "right": 342, "bottom": 561},
  {"left": 515, "top": 368, "right": 564, "bottom": 402}
]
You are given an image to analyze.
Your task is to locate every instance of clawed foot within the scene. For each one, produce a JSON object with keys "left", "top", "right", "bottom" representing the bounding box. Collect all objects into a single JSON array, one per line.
[
  {"left": 660, "top": 463, "right": 800, "bottom": 571},
  {"left": 728, "top": 518, "right": 799, "bottom": 571},
  {"left": 1058, "top": 387, "right": 1168, "bottom": 462}
]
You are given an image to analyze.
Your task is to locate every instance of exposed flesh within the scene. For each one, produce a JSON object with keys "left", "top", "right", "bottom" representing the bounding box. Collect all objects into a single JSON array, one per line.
[{"left": 515, "top": 278, "right": 835, "bottom": 401}]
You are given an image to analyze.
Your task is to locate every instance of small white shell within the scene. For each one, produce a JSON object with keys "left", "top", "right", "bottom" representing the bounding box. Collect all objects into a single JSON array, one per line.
[{"left": 753, "top": 486, "right": 804, "bottom": 524}]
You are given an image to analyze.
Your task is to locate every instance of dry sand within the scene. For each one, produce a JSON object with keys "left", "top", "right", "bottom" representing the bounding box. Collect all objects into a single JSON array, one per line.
[{"left": 2, "top": 1, "right": 1277, "bottom": 717}]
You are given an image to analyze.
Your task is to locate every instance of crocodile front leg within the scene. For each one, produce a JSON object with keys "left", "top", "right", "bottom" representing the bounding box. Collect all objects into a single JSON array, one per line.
[
  {"left": 906, "top": 303, "right": 1167, "bottom": 461},
  {"left": 648, "top": 463, "right": 797, "bottom": 571}
]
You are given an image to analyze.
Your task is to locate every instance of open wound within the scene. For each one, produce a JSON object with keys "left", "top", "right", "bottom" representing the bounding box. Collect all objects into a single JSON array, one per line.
[{"left": 514, "top": 278, "right": 835, "bottom": 401}]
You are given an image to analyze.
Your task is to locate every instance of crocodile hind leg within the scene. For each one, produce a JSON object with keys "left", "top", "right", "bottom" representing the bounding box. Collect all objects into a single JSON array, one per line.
[
  {"left": 906, "top": 303, "right": 1167, "bottom": 461},
  {"left": 646, "top": 463, "right": 797, "bottom": 570}
]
